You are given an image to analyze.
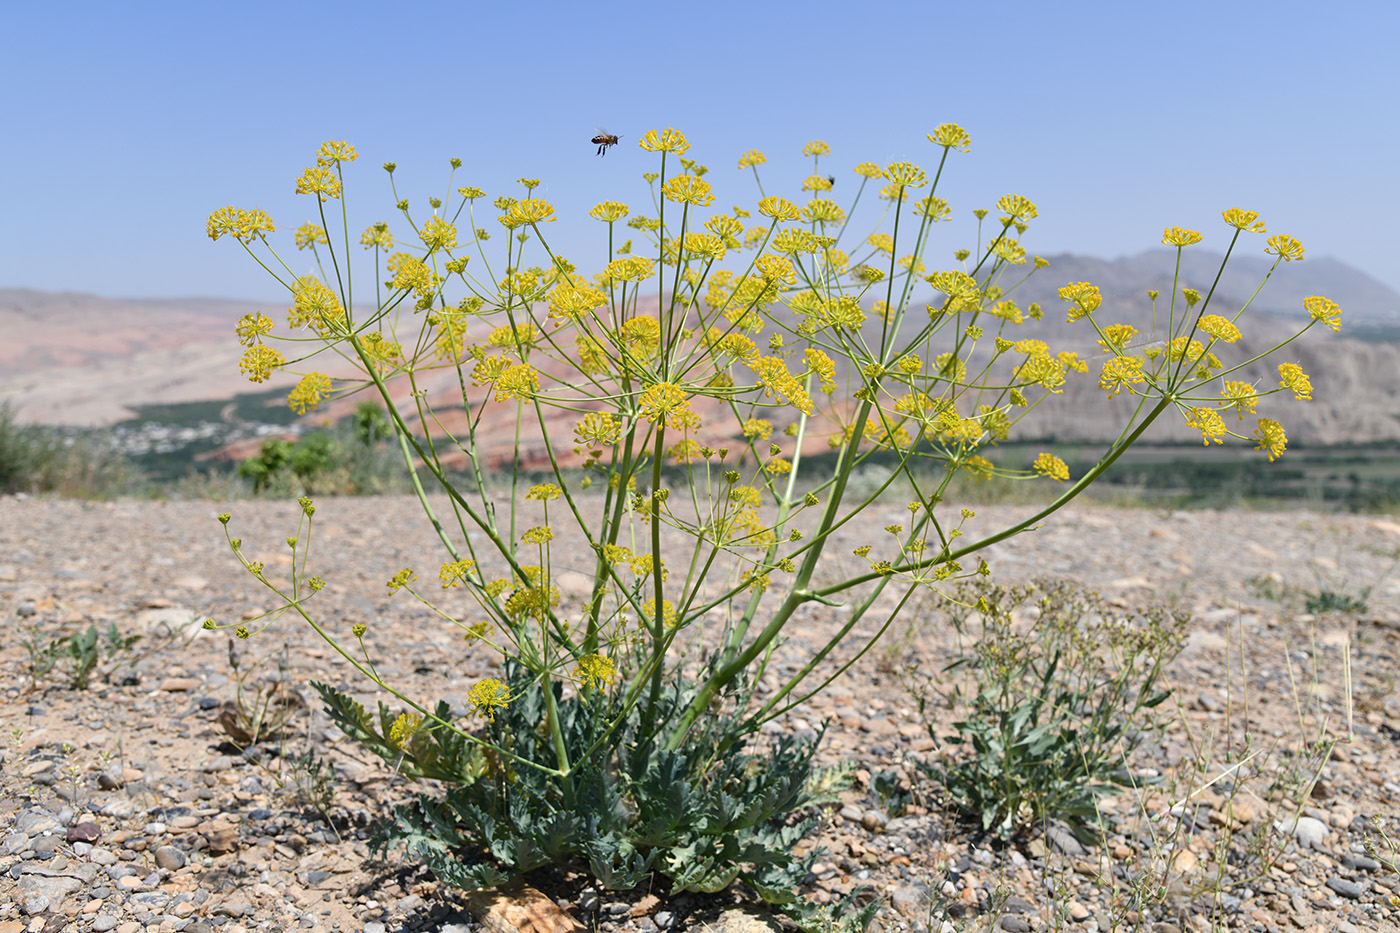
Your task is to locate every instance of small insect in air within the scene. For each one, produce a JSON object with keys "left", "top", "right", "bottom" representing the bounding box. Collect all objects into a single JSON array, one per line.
[{"left": 592, "top": 131, "right": 621, "bottom": 156}]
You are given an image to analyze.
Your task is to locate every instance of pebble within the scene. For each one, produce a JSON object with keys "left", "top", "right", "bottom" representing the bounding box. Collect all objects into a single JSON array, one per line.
[
  {"left": 861, "top": 809, "right": 887, "bottom": 832},
  {"left": 1324, "top": 878, "right": 1367, "bottom": 899},
  {"left": 1000, "top": 918, "right": 1030, "bottom": 932},
  {"left": 1341, "top": 854, "right": 1380, "bottom": 872},
  {"left": 154, "top": 845, "right": 187, "bottom": 870},
  {"left": 1274, "top": 815, "right": 1329, "bottom": 850}
]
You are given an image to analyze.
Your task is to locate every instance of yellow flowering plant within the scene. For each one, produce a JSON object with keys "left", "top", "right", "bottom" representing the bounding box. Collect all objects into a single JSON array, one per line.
[{"left": 208, "top": 129, "right": 1338, "bottom": 908}]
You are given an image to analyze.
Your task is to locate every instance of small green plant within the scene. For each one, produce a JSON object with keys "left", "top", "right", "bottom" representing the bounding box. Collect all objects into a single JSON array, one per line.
[
  {"left": 0, "top": 402, "right": 139, "bottom": 498},
  {"left": 62, "top": 623, "right": 142, "bottom": 690},
  {"left": 1304, "top": 588, "right": 1368, "bottom": 615},
  {"left": 215, "top": 639, "right": 303, "bottom": 746},
  {"left": 21, "top": 623, "right": 141, "bottom": 691},
  {"left": 21, "top": 626, "right": 65, "bottom": 691},
  {"left": 236, "top": 404, "right": 405, "bottom": 495},
  {"left": 208, "top": 128, "right": 1340, "bottom": 910},
  {"left": 804, "top": 759, "right": 858, "bottom": 808},
  {"left": 283, "top": 749, "right": 338, "bottom": 820},
  {"left": 907, "top": 580, "right": 1188, "bottom": 843}
]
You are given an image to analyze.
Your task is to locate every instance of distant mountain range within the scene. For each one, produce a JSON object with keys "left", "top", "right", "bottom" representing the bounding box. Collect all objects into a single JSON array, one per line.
[{"left": 2, "top": 249, "right": 1397, "bottom": 450}]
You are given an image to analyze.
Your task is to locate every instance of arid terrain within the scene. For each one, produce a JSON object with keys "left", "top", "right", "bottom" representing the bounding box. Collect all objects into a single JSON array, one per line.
[{"left": 3, "top": 494, "right": 1400, "bottom": 933}]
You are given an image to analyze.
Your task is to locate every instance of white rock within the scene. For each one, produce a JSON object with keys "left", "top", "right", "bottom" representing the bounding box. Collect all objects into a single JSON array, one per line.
[{"left": 1274, "top": 815, "right": 1328, "bottom": 850}]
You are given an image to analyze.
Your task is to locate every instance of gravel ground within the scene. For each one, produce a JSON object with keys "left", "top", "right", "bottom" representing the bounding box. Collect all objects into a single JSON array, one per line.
[{"left": 3, "top": 493, "right": 1400, "bottom": 933}]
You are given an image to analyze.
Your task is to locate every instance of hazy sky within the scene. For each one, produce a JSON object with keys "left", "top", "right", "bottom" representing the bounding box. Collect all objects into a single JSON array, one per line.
[{"left": 4, "top": 0, "right": 1397, "bottom": 302}]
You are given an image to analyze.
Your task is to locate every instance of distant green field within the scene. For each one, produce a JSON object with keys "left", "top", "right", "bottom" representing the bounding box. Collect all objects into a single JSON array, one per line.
[
  {"left": 13, "top": 390, "right": 1400, "bottom": 511},
  {"left": 989, "top": 441, "right": 1400, "bottom": 512},
  {"left": 121, "top": 387, "right": 299, "bottom": 428}
]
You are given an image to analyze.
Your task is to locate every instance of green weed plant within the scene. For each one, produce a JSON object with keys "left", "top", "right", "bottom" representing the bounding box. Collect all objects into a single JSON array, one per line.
[
  {"left": 22, "top": 622, "right": 142, "bottom": 691},
  {"left": 0, "top": 402, "right": 137, "bottom": 498},
  {"left": 906, "top": 581, "right": 1188, "bottom": 843},
  {"left": 236, "top": 402, "right": 402, "bottom": 495},
  {"left": 207, "top": 127, "right": 1341, "bottom": 910}
]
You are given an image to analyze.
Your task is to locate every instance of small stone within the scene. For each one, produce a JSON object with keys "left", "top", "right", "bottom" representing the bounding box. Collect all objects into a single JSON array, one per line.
[
  {"left": 1324, "top": 878, "right": 1366, "bottom": 899},
  {"left": 1046, "top": 823, "right": 1087, "bottom": 856},
  {"left": 214, "top": 896, "right": 250, "bottom": 917},
  {"left": 31, "top": 836, "right": 59, "bottom": 858},
  {"left": 203, "top": 821, "right": 239, "bottom": 855},
  {"left": 861, "top": 809, "right": 888, "bottom": 832},
  {"left": 128, "top": 892, "right": 170, "bottom": 911},
  {"left": 1341, "top": 855, "right": 1380, "bottom": 872},
  {"left": 1225, "top": 799, "right": 1257, "bottom": 824},
  {"left": 159, "top": 677, "right": 202, "bottom": 692},
  {"left": 987, "top": 895, "right": 1025, "bottom": 916},
  {"left": 364, "top": 923, "right": 387, "bottom": 933},
  {"left": 1274, "top": 816, "right": 1328, "bottom": 851},
  {"left": 97, "top": 767, "right": 125, "bottom": 790},
  {"left": 9, "top": 819, "right": 46, "bottom": 844},
  {"left": 1068, "top": 901, "right": 1091, "bottom": 922},
  {"left": 1000, "top": 918, "right": 1030, "bottom": 933},
  {"left": 91, "top": 918, "right": 119, "bottom": 933},
  {"left": 22, "top": 895, "right": 50, "bottom": 916},
  {"left": 891, "top": 885, "right": 930, "bottom": 919},
  {"left": 154, "top": 845, "right": 186, "bottom": 870},
  {"left": 307, "top": 870, "right": 332, "bottom": 884},
  {"left": 396, "top": 893, "right": 426, "bottom": 913},
  {"left": 100, "top": 799, "right": 135, "bottom": 819},
  {"left": 839, "top": 804, "right": 864, "bottom": 824},
  {"left": 67, "top": 821, "right": 101, "bottom": 844}
]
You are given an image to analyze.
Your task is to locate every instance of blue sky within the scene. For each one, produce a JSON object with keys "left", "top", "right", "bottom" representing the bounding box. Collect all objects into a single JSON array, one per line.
[{"left": 3, "top": 0, "right": 1397, "bottom": 302}]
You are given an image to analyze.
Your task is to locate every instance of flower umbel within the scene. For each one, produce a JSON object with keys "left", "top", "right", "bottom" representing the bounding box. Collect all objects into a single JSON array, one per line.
[
  {"left": 1253, "top": 418, "right": 1287, "bottom": 460},
  {"left": 1162, "top": 226, "right": 1204, "bottom": 247},
  {"left": 574, "top": 654, "right": 618, "bottom": 690},
  {"left": 468, "top": 679, "right": 512, "bottom": 722},
  {"left": 1266, "top": 234, "right": 1305, "bottom": 261},
  {"left": 928, "top": 123, "right": 971, "bottom": 151},
  {"left": 1032, "top": 453, "right": 1069, "bottom": 482},
  {"left": 638, "top": 127, "right": 691, "bottom": 154},
  {"left": 1303, "top": 295, "right": 1342, "bottom": 332},
  {"left": 1278, "top": 363, "right": 1313, "bottom": 400}
]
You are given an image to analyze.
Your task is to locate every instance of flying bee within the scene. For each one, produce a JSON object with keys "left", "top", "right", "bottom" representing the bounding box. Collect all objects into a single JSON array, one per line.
[{"left": 592, "top": 131, "right": 620, "bottom": 156}]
